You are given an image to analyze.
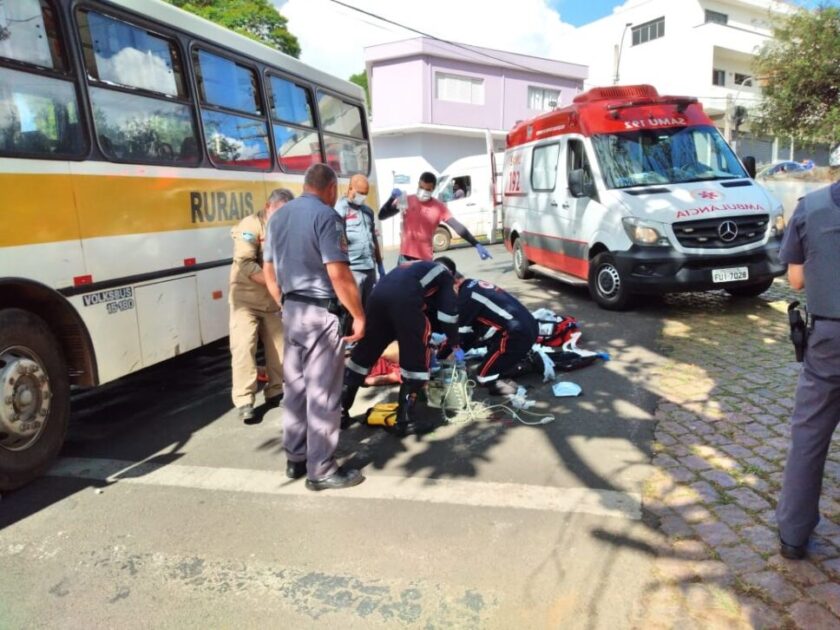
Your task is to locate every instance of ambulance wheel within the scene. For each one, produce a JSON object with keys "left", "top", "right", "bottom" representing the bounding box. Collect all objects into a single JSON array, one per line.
[
  {"left": 725, "top": 277, "right": 774, "bottom": 298},
  {"left": 589, "top": 253, "right": 634, "bottom": 310},
  {"left": 513, "top": 238, "right": 533, "bottom": 279},
  {"left": 433, "top": 227, "right": 451, "bottom": 252},
  {"left": 0, "top": 309, "right": 70, "bottom": 492}
]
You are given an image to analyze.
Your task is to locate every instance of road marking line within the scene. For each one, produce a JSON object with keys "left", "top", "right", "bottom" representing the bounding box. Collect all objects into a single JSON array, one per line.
[{"left": 48, "top": 457, "right": 642, "bottom": 520}]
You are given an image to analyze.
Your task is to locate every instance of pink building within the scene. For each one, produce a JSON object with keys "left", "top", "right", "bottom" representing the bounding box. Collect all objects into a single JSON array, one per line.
[{"left": 365, "top": 38, "right": 587, "bottom": 244}]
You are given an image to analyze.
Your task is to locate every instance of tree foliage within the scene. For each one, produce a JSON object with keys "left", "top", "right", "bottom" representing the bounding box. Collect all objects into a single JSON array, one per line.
[
  {"left": 348, "top": 71, "right": 370, "bottom": 110},
  {"left": 753, "top": 6, "right": 840, "bottom": 143},
  {"left": 166, "top": 0, "right": 300, "bottom": 58}
]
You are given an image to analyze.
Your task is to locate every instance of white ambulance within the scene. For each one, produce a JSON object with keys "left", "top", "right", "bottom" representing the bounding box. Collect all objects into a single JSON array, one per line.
[{"left": 502, "top": 85, "right": 787, "bottom": 309}]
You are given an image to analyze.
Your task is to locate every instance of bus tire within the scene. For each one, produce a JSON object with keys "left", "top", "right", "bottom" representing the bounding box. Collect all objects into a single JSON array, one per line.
[
  {"left": 725, "top": 277, "right": 774, "bottom": 298},
  {"left": 513, "top": 237, "right": 533, "bottom": 279},
  {"left": 0, "top": 309, "right": 70, "bottom": 492},
  {"left": 588, "top": 253, "right": 634, "bottom": 310},
  {"left": 433, "top": 226, "right": 451, "bottom": 252}
]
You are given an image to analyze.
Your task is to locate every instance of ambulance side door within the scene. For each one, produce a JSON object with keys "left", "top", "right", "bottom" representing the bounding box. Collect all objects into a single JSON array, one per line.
[
  {"left": 528, "top": 141, "right": 563, "bottom": 268},
  {"left": 563, "top": 137, "right": 597, "bottom": 241}
]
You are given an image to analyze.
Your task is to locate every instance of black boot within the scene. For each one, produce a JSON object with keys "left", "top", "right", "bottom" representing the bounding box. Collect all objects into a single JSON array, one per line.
[
  {"left": 340, "top": 379, "right": 361, "bottom": 429},
  {"left": 392, "top": 381, "right": 424, "bottom": 437}
]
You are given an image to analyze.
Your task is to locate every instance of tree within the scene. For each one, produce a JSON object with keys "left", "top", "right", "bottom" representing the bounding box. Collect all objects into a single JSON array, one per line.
[
  {"left": 349, "top": 71, "right": 370, "bottom": 111},
  {"left": 753, "top": 6, "right": 840, "bottom": 144},
  {"left": 165, "top": 0, "right": 300, "bottom": 58}
]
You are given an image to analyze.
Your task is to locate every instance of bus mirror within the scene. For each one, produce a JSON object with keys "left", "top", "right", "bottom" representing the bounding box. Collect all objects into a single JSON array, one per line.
[
  {"left": 742, "top": 156, "right": 756, "bottom": 179},
  {"left": 569, "top": 169, "right": 594, "bottom": 198}
]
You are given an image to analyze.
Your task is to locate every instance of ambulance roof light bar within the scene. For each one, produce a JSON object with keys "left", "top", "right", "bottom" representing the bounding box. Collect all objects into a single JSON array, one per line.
[{"left": 605, "top": 96, "right": 699, "bottom": 119}]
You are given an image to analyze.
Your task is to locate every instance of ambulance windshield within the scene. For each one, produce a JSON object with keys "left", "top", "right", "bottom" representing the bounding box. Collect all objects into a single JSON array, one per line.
[{"left": 592, "top": 124, "right": 747, "bottom": 189}]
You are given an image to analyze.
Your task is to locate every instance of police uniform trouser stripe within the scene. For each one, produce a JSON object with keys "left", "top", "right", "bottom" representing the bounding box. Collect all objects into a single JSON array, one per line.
[
  {"left": 437, "top": 311, "right": 458, "bottom": 323},
  {"left": 346, "top": 358, "right": 370, "bottom": 376},
  {"left": 400, "top": 368, "right": 430, "bottom": 380},
  {"left": 419, "top": 264, "right": 446, "bottom": 287},
  {"left": 471, "top": 292, "right": 513, "bottom": 320}
]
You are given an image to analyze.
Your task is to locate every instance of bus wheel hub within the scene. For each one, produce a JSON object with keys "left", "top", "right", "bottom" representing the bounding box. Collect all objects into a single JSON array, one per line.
[{"left": 0, "top": 352, "right": 50, "bottom": 450}]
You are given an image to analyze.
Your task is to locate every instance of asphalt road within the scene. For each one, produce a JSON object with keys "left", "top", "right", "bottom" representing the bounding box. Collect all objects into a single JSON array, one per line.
[{"left": 0, "top": 244, "right": 667, "bottom": 629}]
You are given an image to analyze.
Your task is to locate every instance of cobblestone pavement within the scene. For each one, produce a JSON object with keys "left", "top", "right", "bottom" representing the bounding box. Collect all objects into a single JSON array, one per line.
[{"left": 636, "top": 280, "right": 840, "bottom": 629}]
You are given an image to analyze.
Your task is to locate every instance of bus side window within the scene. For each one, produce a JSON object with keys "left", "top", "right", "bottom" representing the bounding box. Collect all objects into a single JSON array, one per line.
[
  {"left": 0, "top": 0, "right": 86, "bottom": 159},
  {"left": 268, "top": 74, "right": 321, "bottom": 173},
  {"left": 76, "top": 9, "right": 200, "bottom": 166},
  {"left": 316, "top": 90, "right": 369, "bottom": 176},
  {"left": 193, "top": 49, "right": 271, "bottom": 170}
]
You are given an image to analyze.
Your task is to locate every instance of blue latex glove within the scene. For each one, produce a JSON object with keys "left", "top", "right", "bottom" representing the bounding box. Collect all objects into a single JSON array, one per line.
[
  {"left": 475, "top": 243, "right": 492, "bottom": 260},
  {"left": 453, "top": 348, "right": 466, "bottom": 364},
  {"left": 390, "top": 188, "right": 402, "bottom": 199},
  {"left": 377, "top": 261, "right": 386, "bottom": 278}
]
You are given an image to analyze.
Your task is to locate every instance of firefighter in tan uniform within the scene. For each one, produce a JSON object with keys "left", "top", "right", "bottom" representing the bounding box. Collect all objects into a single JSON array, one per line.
[{"left": 229, "top": 188, "right": 294, "bottom": 422}]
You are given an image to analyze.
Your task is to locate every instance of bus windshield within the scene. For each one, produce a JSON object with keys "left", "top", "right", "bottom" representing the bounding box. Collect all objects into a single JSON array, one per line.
[{"left": 591, "top": 125, "right": 747, "bottom": 189}]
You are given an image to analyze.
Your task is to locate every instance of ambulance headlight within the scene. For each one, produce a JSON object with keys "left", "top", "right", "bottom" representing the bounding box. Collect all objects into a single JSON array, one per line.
[
  {"left": 771, "top": 210, "right": 786, "bottom": 237},
  {"left": 622, "top": 217, "right": 670, "bottom": 246}
]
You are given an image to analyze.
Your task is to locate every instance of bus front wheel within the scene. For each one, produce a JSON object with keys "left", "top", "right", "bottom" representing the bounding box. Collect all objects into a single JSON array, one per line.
[
  {"left": 0, "top": 309, "right": 70, "bottom": 491},
  {"left": 588, "top": 253, "right": 634, "bottom": 310}
]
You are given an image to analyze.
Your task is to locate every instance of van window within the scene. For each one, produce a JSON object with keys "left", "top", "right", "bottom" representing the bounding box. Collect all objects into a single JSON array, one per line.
[
  {"left": 77, "top": 9, "right": 199, "bottom": 165},
  {"left": 532, "top": 143, "right": 560, "bottom": 191},
  {"left": 0, "top": 0, "right": 64, "bottom": 70},
  {"left": 437, "top": 176, "right": 471, "bottom": 201},
  {"left": 567, "top": 139, "right": 594, "bottom": 190}
]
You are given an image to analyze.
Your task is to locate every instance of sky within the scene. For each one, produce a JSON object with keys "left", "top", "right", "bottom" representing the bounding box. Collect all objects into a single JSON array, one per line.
[{"left": 274, "top": 0, "right": 838, "bottom": 81}]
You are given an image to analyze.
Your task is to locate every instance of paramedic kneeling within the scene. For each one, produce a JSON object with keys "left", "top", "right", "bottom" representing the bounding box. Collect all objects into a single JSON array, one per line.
[
  {"left": 775, "top": 180, "right": 840, "bottom": 560},
  {"left": 449, "top": 267, "right": 539, "bottom": 396},
  {"left": 341, "top": 258, "right": 462, "bottom": 436}
]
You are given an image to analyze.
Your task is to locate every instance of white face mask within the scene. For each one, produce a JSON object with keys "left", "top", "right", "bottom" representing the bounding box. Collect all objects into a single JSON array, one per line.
[
  {"left": 417, "top": 189, "right": 433, "bottom": 202},
  {"left": 352, "top": 193, "right": 367, "bottom": 206}
]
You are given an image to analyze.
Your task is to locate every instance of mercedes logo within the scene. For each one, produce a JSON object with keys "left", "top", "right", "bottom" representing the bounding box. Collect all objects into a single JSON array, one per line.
[{"left": 718, "top": 220, "right": 738, "bottom": 242}]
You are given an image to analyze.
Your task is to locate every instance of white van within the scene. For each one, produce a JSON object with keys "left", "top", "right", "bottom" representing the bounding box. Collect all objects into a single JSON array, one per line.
[
  {"left": 502, "top": 85, "right": 787, "bottom": 309},
  {"left": 432, "top": 152, "right": 503, "bottom": 251}
]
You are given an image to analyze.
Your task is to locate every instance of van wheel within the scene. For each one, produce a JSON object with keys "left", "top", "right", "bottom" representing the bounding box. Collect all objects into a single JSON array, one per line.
[
  {"left": 725, "top": 277, "right": 774, "bottom": 298},
  {"left": 513, "top": 238, "right": 533, "bottom": 279},
  {"left": 588, "top": 253, "right": 634, "bottom": 310},
  {"left": 0, "top": 309, "right": 70, "bottom": 491},
  {"left": 433, "top": 227, "right": 451, "bottom": 252}
]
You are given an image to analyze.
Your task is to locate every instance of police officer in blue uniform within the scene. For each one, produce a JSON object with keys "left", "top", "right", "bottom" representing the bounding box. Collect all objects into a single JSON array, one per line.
[
  {"left": 776, "top": 179, "right": 840, "bottom": 559},
  {"left": 264, "top": 164, "right": 366, "bottom": 491},
  {"left": 453, "top": 274, "right": 539, "bottom": 396},
  {"left": 341, "top": 257, "right": 462, "bottom": 436}
]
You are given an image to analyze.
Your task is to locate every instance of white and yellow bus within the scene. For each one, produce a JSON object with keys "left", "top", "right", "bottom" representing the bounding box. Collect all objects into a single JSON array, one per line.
[{"left": 0, "top": 0, "right": 374, "bottom": 489}]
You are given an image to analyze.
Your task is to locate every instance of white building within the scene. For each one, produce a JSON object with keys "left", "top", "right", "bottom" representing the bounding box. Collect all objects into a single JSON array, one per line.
[{"left": 557, "top": 0, "right": 807, "bottom": 164}]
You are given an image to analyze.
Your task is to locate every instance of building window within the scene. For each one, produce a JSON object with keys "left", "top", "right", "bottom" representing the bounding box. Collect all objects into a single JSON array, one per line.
[
  {"left": 435, "top": 72, "right": 484, "bottom": 105},
  {"left": 734, "top": 73, "right": 752, "bottom": 86},
  {"left": 528, "top": 86, "right": 560, "bottom": 112},
  {"left": 705, "top": 10, "right": 728, "bottom": 25},
  {"left": 712, "top": 69, "right": 726, "bottom": 87},
  {"left": 631, "top": 17, "right": 664, "bottom": 46}
]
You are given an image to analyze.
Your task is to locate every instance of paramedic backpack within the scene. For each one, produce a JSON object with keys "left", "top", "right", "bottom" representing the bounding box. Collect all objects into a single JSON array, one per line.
[{"left": 536, "top": 316, "right": 578, "bottom": 347}]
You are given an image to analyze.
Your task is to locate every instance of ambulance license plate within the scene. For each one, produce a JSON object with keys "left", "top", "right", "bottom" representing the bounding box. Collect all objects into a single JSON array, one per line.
[{"left": 712, "top": 267, "right": 749, "bottom": 283}]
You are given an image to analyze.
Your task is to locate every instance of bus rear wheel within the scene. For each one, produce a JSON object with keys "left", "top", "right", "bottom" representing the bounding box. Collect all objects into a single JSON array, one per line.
[
  {"left": 588, "top": 253, "right": 634, "bottom": 310},
  {"left": 0, "top": 309, "right": 70, "bottom": 491}
]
